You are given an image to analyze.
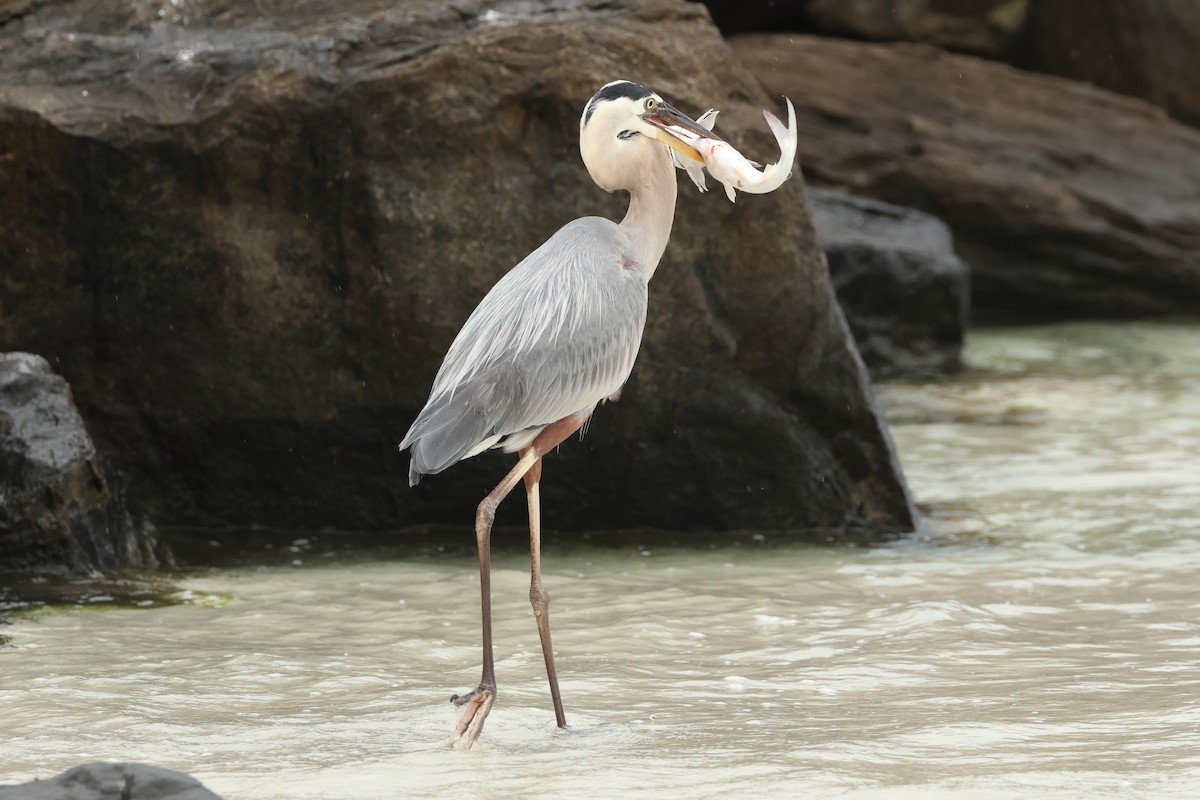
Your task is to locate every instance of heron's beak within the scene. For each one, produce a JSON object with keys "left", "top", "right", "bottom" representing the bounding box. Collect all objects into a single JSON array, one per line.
[{"left": 642, "top": 101, "right": 717, "bottom": 164}]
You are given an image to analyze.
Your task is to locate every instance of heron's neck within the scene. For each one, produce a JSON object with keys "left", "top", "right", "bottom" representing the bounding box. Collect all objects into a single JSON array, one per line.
[{"left": 619, "top": 148, "right": 678, "bottom": 280}]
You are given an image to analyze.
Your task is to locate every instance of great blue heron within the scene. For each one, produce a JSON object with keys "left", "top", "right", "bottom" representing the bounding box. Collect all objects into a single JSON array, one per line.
[{"left": 399, "top": 81, "right": 718, "bottom": 749}]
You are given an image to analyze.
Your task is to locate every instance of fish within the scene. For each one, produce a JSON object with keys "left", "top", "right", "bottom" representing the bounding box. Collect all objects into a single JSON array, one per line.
[
  {"left": 668, "top": 98, "right": 797, "bottom": 203},
  {"left": 670, "top": 108, "right": 719, "bottom": 193}
]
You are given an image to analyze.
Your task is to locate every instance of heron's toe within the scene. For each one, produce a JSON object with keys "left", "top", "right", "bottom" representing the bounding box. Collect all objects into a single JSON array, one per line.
[{"left": 448, "top": 685, "right": 496, "bottom": 749}]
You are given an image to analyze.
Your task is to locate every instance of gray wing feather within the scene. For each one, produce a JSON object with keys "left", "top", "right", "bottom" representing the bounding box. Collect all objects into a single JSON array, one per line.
[
  {"left": 401, "top": 217, "right": 647, "bottom": 485},
  {"left": 401, "top": 361, "right": 523, "bottom": 485}
]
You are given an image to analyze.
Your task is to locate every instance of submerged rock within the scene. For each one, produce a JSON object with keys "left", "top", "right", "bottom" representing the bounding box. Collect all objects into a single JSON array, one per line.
[
  {"left": 731, "top": 34, "right": 1200, "bottom": 320},
  {"left": 809, "top": 189, "right": 968, "bottom": 377},
  {"left": 0, "top": 1, "right": 915, "bottom": 537},
  {"left": 0, "top": 763, "right": 222, "bottom": 800},
  {"left": 0, "top": 353, "right": 168, "bottom": 574}
]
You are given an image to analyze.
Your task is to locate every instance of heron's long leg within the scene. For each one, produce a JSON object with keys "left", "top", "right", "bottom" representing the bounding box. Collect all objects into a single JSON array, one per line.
[
  {"left": 448, "top": 413, "right": 587, "bottom": 749},
  {"left": 523, "top": 456, "right": 567, "bottom": 729},
  {"left": 448, "top": 447, "right": 537, "bottom": 749}
]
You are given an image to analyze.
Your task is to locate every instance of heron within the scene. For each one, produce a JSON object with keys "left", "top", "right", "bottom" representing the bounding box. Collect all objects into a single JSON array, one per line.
[{"left": 399, "top": 80, "right": 717, "bottom": 749}]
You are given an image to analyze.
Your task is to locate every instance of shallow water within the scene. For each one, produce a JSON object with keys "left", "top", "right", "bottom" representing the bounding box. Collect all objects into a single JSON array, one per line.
[{"left": 3, "top": 322, "right": 1200, "bottom": 799}]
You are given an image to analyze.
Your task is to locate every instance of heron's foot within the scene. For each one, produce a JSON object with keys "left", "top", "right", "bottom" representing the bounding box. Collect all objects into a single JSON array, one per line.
[{"left": 448, "top": 684, "right": 496, "bottom": 749}]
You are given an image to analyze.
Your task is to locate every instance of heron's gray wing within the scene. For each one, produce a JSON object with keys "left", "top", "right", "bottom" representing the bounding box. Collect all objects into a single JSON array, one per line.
[
  {"left": 400, "top": 217, "right": 647, "bottom": 485},
  {"left": 400, "top": 360, "right": 524, "bottom": 484}
]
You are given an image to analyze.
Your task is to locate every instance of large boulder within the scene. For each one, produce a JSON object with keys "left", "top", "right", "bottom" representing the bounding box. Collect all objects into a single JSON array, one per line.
[
  {"left": 696, "top": 0, "right": 809, "bottom": 35},
  {"left": 809, "top": 189, "right": 968, "bottom": 377},
  {"left": 1023, "top": 0, "right": 1200, "bottom": 129},
  {"left": 697, "top": 0, "right": 1029, "bottom": 55},
  {"left": 0, "top": 763, "right": 222, "bottom": 800},
  {"left": 804, "top": 0, "right": 1030, "bottom": 56},
  {"left": 0, "top": 354, "right": 168, "bottom": 575},
  {"left": 731, "top": 34, "right": 1200, "bottom": 319},
  {"left": 0, "top": 1, "right": 915, "bottom": 537}
]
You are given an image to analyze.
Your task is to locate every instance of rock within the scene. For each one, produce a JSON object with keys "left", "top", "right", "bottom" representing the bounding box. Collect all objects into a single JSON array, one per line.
[
  {"left": 804, "top": 0, "right": 1030, "bottom": 56},
  {"left": 703, "top": 0, "right": 1198, "bottom": 127},
  {"left": 698, "top": 0, "right": 1029, "bottom": 55},
  {"left": 0, "top": 353, "right": 168, "bottom": 574},
  {"left": 731, "top": 34, "right": 1200, "bottom": 320},
  {"left": 0, "top": 763, "right": 222, "bottom": 800},
  {"left": 808, "top": 189, "right": 968, "bottom": 377},
  {"left": 1022, "top": 0, "right": 1200, "bottom": 129},
  {"left": 0, "top": 2, "right": 915, "bottom": 537},
  {"left": 696, "top": 0, "right": 810, "bottom": 36}
]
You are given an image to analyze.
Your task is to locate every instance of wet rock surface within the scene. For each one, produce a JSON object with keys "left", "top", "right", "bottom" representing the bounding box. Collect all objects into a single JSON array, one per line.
[
  {"left": 0, "top": 1, "right": 915, "bottom": 537},
  {"left": 0, "top": 763, "right": 222, "bottom": 800},
  {"left": 809, "top": 189, "right": 968, "bottom": 377},
  {"left": 0, "top": 353, "right": 167, "bottom": 575},
  {"left": 732, "top": 33, "right": 1200, "bottom": 320}
]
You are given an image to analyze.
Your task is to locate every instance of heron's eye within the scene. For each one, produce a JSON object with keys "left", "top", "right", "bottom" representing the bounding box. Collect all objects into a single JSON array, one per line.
[{"left": 644, "top": 98, "right": 656, "bottom": 111}]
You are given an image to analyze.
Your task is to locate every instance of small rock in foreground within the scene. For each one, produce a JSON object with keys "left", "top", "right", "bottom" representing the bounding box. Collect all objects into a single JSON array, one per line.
[{"left": 0, "top": 763, "right": 222, "bottom": 800}]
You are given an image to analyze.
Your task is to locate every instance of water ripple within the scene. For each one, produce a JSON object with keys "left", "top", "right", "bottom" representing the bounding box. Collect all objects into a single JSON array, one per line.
[{"left": 4, "top": 323, "right": 1200, "bottom": 798}]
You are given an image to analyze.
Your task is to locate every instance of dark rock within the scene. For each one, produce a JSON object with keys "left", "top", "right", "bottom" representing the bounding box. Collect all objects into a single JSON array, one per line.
[
  {"left": 809, "top": 189, "right": 968, "bottom": 377},
  {"left": 804, "top": 0, "right": 1030, "bottom": 56},
  {"left": 1022, "top": 0, "right": 1200, "bottom": 129},
  {"left": 731, "top": 34, "right": 1200, "bottom": 320},
  {"left": 0, "top": 1, "right": 915, "bottom": 537},
  {"left": 698, "top": 0, "right": 1029, "bottom": 55},
  {"left": 0, "top": 353, "right": 169, "bottom": 574},
  {"left": 703, "top": 0, "right": 1197, "bottom": 128},
  {"left": 0, "top": 763, "right": 222, "bottom": 800},
  {"left": 696, "top": 1, "right": 811, "bottom": 36}
]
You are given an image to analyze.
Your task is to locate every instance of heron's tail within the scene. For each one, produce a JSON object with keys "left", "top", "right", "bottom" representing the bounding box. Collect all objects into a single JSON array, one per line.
[{"left": 399, "top": 389, "right": 509, "bottom": 487}]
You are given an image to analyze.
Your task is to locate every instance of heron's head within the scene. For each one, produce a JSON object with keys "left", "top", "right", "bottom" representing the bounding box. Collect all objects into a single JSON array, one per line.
[{"left": 579, "top": 80, "right": 712, "bottom": 192}]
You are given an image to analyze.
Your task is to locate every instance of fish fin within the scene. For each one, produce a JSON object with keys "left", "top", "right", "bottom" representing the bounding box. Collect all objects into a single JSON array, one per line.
[
  {"left": 675, "top": 109, "right": 718, "bottom": 194},
  {"left": 732, "top": 97, "right": 797, "bottom": 196},
  {"left": 724, "top": 183, "right": 737, "bottom": 202},
  {"left": 670, "top": 119, "right": 711, "bottom": 193},
  {"left": 674, "top": 149, "right": 708, "bottom": 192},
  {"left": 762, "top": 99, "right": 796, "bottom": 163}
]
